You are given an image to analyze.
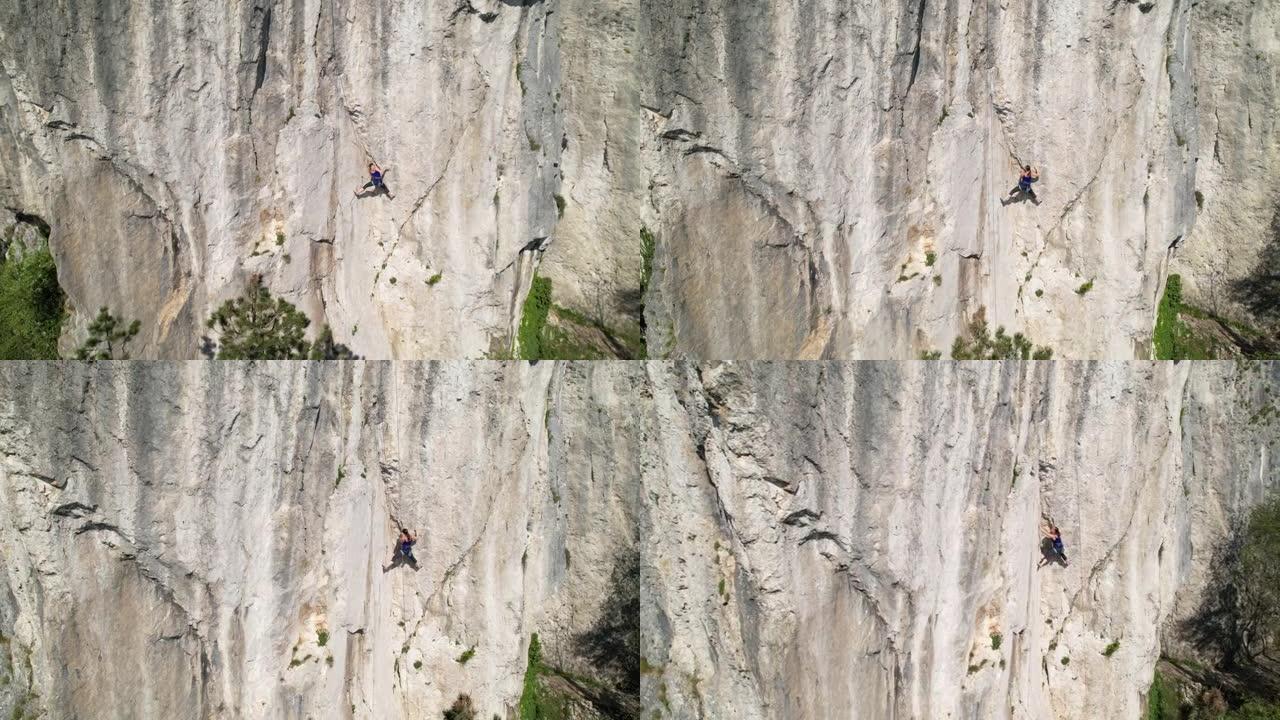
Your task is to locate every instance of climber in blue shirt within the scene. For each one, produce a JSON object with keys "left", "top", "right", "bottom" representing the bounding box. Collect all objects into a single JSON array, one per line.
[
  {"left": 355, "top": 161, "right": 394, "bottom": 199},
  {"left": 1005, "top": 164, "right": 1040, "bottom": 204},
  {"left": 384, "top": 528, "right": 418, "bottom": 572},
  {"left": 1038, "top": 524, "right": 1069, "bottom": 568}
]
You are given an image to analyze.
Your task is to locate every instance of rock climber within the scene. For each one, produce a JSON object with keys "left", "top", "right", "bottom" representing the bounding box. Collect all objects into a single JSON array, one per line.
[
  {"left": 398, "top": 528, "right": 417, "bottom": 563},
  {"left": 355, "top": 162, "right": 393, "bottom": 199},
  {"left": 1038, "top": 524, "right": 1069, "bottom": 568},
  {"left": 1005, "top": 164, "right": 1040, "bottom": 204},
  {"left": 384, "top": 528, "right": 418, "bottom": 572}
]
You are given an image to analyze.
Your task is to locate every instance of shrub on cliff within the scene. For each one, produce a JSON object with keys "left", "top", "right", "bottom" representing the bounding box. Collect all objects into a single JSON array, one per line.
[
  {"left": 949, "top": 307, "right": 1053, "bottom": 360},
  {"left": 443, "top": 694, "right": 476, "bottom": 720},
  {"left": 0, "top": 246, "right": 65, "bottom": 359},
  {"left": 76, "top": 307, "right": 141, "bottom": 360}
]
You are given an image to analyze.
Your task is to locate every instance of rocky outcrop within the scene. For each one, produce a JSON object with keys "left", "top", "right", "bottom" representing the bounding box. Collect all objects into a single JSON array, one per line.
[
  {"left": 0, "top": 1, "right": 647, "bottom": 359},
  {"left": 2, "top": 361, "right": 1277, "bottom": 719},
  {"left": 640, "top": 0, "right": 1279, "bottom": 359},
  {"left": 642, "top": 361, "right": 1280, "bottom": 718},
  {"left": 6, "top": 1, "right": 1274, "bottom": 360},
  {"left": 0, "top": 362, "right": 640, "bottom": 718}
]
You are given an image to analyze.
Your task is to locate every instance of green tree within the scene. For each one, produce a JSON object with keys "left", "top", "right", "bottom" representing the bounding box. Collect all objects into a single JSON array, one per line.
[
  {"left": 207, "top": 279, "right": 356, "bottom": 360},
  {"left": 1237, "top": 498, "right": 1280, "bottom": 664},
  {"left": 76, "top": 307, "right": 141, "bottom": 359},
  {"left": 308, "top": 325, "right": 355, "bottom": 360},
  {"left": 206, "top": 278, "right": 312, "bottom": 359},
  {"left": 0, "top": 247, "right": 65, "bottom": 359}
]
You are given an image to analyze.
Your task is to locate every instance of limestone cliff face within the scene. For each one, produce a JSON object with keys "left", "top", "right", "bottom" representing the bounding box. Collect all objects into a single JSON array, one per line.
[
  {"left": 2, "top": 361, "right": 1277, "bottom": 719},
  {"left": 6, "top": 1, "right": 1274, "bottom": 361},
  {"left": 642, "top": 361, "right": 1280, "bottom": 718},
  {"left": 0, "top": 362, "right": 641, "bottom": 719},
  {"left": 640, "top": 0, "right": 1279, "bottom": 359},
  {"left": 0, "top": 1, "right": 647, "bottom": 358}
]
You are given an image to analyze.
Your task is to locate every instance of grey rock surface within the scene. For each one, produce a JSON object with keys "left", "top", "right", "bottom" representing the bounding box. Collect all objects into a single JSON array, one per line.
[
  {"left": 640, "top": 0, "right": 1279, "bottom": 358},
  {"left": 642, "top": 361, "right": 1280, "bottom": 718},
  {"left": 2, "top": 361, "right": 1278, "bottom": 719},
  {"left": 0, "top": 361, "right": 640, "bottom": 718},
  {"left": 5, "top": 1, "right": 1275, "bottom": 359},
  {"left": 0, "top": 1, "right": 647, "bottom": 358}
]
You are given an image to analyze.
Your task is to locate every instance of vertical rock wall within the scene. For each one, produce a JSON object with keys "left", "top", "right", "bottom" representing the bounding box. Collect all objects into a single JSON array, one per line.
[
  {"left": 0, "top": 361, "right": 640, "bottom": 718},
  {"left": 0, "top": 1, "right": 616, "bottom": 358},
  {"left": 639, "top": 0, "right": 1278, "bottom": 359},
  {"left": 642, "top": 361, "right": 1280, "bottom": 718}
]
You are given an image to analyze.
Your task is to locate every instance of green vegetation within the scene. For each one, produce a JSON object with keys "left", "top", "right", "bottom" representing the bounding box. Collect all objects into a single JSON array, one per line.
[
  {"left": 1196, "top": 190, "right": 1205, "bottom": 211},
  {"left": 1102, "top": 640, "right": 1120, "bottom": 657},
  {"left": 1146, "top": 670, "right": 1180, "bottom": 720},
  {"left": 276, "top": 231, "right": 285, "bottom": 246},
  {"left": 991, "top": 633, "right": 1003, "bottom": 651},
  {"left": 317, "top": 628, "right": 329, "bottom": 647},
  {"left": 413, "top": 660, "right": 423, "bottom": 670},
  {"left": 427, "top": 272, "right": 443, "bottom": 286},
  {"left": 518, "top": 633, "right": 568, "bottom": 720},
  {"left": 336, "top": 466, "right": 345, "bottom": 487},
  {"left": 1075, "top": 279, "right": 1094, "bottom": 296},
  {"left": 1035, "top": 289, "right": 1044, "bottom": 298},
  {"left": 950, "top": 307, "right": 1053, "bottom": 360},
  {"left": 925, "top": 251, "right": 937, "bottom": 267},
  {"left": 444, "top": 694, "right": 477, "bottom": 720},
  {"left": 918, "top": 350, "right": 942, "bottom": 360},
  {"left": 207, "top": 279, "right": 310, "bottom": 358},
  {"left": 1154, "top": 274, "right": 1217, "bottom": 359},
  {"left": 528, "top": 134, "right": 541, "bottom": 153},
  {"left": 1236, "top": 497, "right": 1280, "bottom": 664},
  {"left": 75, "top": 307, "right": 140, "bottom": 360},
  {"left": 208, "top": 278, "right": 352, "bottom": 359},
  {"left": 554, "top": 194, "right": 566, "bottom": 219},
  {"left": 308, "top": 325, "right": 356, "bottom": 360},
  {"left": 457, "top": 645, "right": 476, "bottom": 664},
  {"left": 1153, "top": 273, "right": 1276, "bottom": 359},
  {"left": 1229, "top": 702, "right": 1280, "bottom": 720},
  {"left": 515, "top": 274, "right": 644, "bottom": 360},
  {"left": 639, "top": 227, "right": 656, "bottom": 301},
  {"left": 518, "top": 275, "right": 554, "bottom": 360},
  {"left": 1060, "top": 656, "right": 1070, "bottom": 666},
  {"left": 0, "top": 247, "right": 65, "bottom": 359}
]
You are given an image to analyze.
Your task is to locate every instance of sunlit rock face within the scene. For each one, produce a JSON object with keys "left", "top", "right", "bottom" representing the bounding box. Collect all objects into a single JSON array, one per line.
[
  {"left": 642, "top": 361, "right": 1279, "bottom": 718},
  {"left": 638, "top": 0, "right": 1279, "bottom": 359},
  {"left": 0, "top": 1, "right": 649, "bottom": 359},
  {"left": 0, "top": 361, "right": 641, "bottom": 718}
]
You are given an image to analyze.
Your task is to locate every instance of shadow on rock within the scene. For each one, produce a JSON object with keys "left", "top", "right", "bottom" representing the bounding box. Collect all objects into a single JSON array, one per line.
[
  {"left": 1230, "top": 202, "right": 1280, "bottom": 330},
  {"left": 1179, "top": 521, "right": 1280, "bottom": 704},
  {"left": 572, "top": 547, "right": 640, "bottom": 718}
]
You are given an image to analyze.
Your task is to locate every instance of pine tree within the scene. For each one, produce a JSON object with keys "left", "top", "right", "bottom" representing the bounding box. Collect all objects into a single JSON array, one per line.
[
  {"left": 206, "top": 277, "right": 312, "bottom": 359},
  {"left": 75, "top": 307, "right": 141, "bottom": 360},
  {"left": 308, "top": 325, "right": 355, "bottom": 360}
]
